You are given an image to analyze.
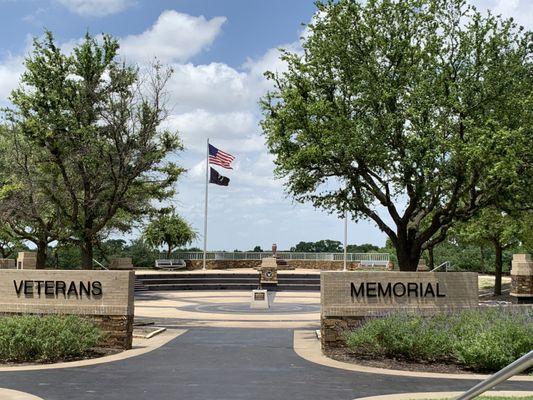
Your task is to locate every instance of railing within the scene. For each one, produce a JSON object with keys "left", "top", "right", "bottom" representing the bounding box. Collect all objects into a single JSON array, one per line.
[
  {"left": 430, "top": 261, "right": 451, "bottom": 272},
  {"left": 171, "top": 252, "right": 390, "bottom": 264},
  {"left": 455, "top": 350, "right": 533, "bottom": 400},
  {"left": 93, "top": 259, "right": 108, "bottom": 270}
]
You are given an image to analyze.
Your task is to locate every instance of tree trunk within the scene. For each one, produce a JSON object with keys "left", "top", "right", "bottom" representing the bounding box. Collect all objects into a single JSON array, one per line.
[
  {"left": 396, "top": 239, "right": 422, "bottom": 271},
  {"left": 166, "top": 244, "right": 172, "bottom": 259},
  {"left": 81, "top": 240, "right": 94, "bottom": 269},
  {"left": 479, "top": 245, "right": 485, "bottom": 273},
  {"left": 428, "top": 246, "right": 435, "bottom": 270},
  {"left": 493, "top": 240, "right": 503, "bottom": 296},
  {"left": 36, "top": 240, "right": 47, "bottom": 269}
]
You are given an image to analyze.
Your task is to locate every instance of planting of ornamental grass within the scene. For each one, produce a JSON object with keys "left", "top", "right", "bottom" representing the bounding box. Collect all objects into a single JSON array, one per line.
[
  {"left": 0, "top": 315, "right": 102, "bottom": 362},
  {"left": 345, "top": 308, "right": 532, "bottom": 372}
]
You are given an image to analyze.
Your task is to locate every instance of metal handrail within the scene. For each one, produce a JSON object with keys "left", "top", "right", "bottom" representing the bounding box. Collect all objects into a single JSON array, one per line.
[
  {"left": 93, "top": 258, "right": 108, "bottom": 270},
  {"left": 430, "top": 261, "right": 451, "bottom": 272},
  {"left": 455, "top": 350, "right": 533, "bottom": 400},
  {"left": 170, "top": 251, "right": 391, "bottom": 263}
]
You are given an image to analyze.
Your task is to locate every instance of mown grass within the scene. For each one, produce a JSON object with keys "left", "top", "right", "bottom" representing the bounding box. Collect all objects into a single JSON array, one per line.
[
  {"left": 345, "top": 308, "right": 532, "bottom": 372},
  {"left": 418, "top": 397, "right": 533, "bottom": 400},
  {"left": 0, "top": 315, "right": 103, "bottom": 362}
]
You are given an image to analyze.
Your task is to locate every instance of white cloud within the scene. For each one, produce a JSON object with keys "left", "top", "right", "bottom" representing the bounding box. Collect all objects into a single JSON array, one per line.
[
  {"left": 166, "top": 63, "right": 251, "bottom": 113},
  {"left": 164, "top": 109, "right": 258, "bottom": 152},
  {"left": 57, "top": 0, "right": 134, "bottom": 17},
  {"left": 119, "top": 11, "right": 226, "bottom": 63},
  {"left": 0, "top": 55, "right": 24, "bottom": 105}
]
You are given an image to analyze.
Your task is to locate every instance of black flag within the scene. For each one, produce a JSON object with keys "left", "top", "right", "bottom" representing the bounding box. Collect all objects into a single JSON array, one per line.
[{"left": 209, "top": 167, "right": 230, "bottom": 186}]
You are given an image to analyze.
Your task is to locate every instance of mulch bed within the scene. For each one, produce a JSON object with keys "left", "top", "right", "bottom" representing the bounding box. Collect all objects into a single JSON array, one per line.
[{"left": 325, "top": 348, "right": 484, "bottom": 375}]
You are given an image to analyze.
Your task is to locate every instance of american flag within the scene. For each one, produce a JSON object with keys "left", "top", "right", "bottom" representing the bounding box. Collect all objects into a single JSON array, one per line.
[{"left": 209, "top": 143, "right": 235, "bottom": 169}]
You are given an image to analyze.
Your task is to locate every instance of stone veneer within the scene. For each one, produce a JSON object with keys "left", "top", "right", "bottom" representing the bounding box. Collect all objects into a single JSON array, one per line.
[
  {"left": 510, "top": 254, "right": 533, "bottom": 304},
  {"left": 0, "top": 270, "right": 134, "bottom": 349},
  {"left": 184, "top": 259, "right": 385, "bottom": 271},
  {"left": 320, "top": 271, "right": 478, "bottom": 349}
]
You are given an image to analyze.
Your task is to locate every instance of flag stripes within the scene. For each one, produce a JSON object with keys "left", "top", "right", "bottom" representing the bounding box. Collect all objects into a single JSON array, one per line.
[{"left": 208, "top": 143, "right": 235, "bottom": 169}]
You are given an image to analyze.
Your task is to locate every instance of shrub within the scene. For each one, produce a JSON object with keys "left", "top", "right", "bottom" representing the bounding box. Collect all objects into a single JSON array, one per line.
[
  {"left": 0, "top": 315, "right": 103, "bottom": 362},
  {"left": 344, "top": 308, "right": 533, "bottom": 372}
]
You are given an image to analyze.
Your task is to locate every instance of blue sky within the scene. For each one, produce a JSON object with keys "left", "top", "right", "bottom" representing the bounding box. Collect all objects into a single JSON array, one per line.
[{"left": 1, "top": 0, "right": 532, "bottom": 251}]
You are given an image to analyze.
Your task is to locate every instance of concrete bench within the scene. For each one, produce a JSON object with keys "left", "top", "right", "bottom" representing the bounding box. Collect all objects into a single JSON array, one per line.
[{"left": 155, "top": 259, "right": 187, "bottom": 270}]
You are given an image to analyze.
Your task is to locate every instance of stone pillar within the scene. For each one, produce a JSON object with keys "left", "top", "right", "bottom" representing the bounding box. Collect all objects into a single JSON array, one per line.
[
  {"left": 510, "top": 254, "right": 533, "bottom": 304},
  {"left": 0, "top": 259, "right": 16, "bottom": 269},
  {"left": 417, "top": 259, "right": 429, "bottom": 272},
  {"left": 17, "top": 252, "right": 37, "bottom": 270},
  {"left": 109, "top": 257, "right": 134, "bottom": 270}
]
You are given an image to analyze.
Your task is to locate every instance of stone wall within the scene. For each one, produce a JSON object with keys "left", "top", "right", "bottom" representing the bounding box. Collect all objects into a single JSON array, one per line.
[
  {"left": 184, "top": 259, "right": 377, "bottom": 270},
  {"left": 0, "top": 270, "right": 134, "bottom": 349},
  {"left": 320, "top": 271, "right": 478, "bottom": 349}
]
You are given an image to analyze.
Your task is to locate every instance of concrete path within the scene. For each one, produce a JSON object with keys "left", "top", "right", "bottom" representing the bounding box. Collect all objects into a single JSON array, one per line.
[
  {"left": 0, "top": 291, "right": 531, "bottom": 400},
  {"left": 0, "top": 327, "right": 531, "bottom": 400}
]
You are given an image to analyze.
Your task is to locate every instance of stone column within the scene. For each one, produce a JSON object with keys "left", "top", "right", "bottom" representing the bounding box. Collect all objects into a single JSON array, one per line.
[
  {"left": 417, "top": 259, "right": 429, "bottom": 272},
  {"left": 510, "top": 253, "right": 533, "bottom": 304},
  {"left": 17, "top": 252, "right": 37, "bottom": 269}
]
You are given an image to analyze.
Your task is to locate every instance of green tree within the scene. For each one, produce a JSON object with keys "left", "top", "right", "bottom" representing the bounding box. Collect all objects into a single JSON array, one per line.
[
  {"left": 0, "top": 224, "right": 23, "bottom": 259},
  {"left": 455, "top": 208, "right": 522, "bottom": 295},
  {"left": 260, "top": 0, "right": 532, "bottom": 271},
  {"left": 291, "top": 240, "right": 342, "bottom": 252},
  {"left": 346, "top": 243, "right": 380, "bottom": 253},
  {"left": 5, "top": 32, "right": 183, "bottom": 268},
  {"left": 144, "top": 211, "right": 197, "bottom": 258},
  {"left": 0, "top": 125, "right": 64, "bottom": 268}
]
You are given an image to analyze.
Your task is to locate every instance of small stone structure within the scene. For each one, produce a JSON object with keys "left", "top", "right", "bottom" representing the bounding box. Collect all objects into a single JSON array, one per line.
[
  {"left": 0, "top": 269, "right": 134, "bottom": 349},
  {"left": 250, "top": 289, "right": 269, "bottom": 309},
  {"left": 109, "top": 257, "right": 134, "bottom": 270},
  {"left": 0, "top": 259, "right": 16, "bottom": 269},
  {"left": 510, "top": 253, "right": 533, "bottom": 304},
  {"left": 417, "top": 259, "right": 429, "bottom": 271},
  {"left": 320, "top": 271, "right": 478, "bottom": 349},
  {"left": 259, "top": 257, "right": 279, "bottom": 287},
  {"left": 17, "top": 252, "right": 37, "bottom": 269}
]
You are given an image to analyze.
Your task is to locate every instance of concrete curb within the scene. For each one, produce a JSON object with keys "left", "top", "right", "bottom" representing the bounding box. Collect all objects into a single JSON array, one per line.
[
  {"left": 293, "top": 330, "right": 533, "bottom": 381},
  {"left": 0, "top": 388, "right": 44, "bottom": 400}
]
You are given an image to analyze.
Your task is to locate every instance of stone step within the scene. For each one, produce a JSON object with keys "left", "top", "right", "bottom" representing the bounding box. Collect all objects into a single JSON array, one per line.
[
  {"left": 140, "top": 277, "right": 259, "bottom": 285},
  {"left": 144, "top": 283, "right": 259, "bottom": 291}
]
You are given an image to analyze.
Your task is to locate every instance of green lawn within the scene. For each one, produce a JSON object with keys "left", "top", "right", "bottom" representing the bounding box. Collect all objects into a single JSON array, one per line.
[{"left": 421, "top": 397, "right": 533, "bottom": 400}]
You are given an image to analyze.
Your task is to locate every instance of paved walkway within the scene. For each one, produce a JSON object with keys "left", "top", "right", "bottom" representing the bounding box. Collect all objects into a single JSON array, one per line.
[{"left": 0, "top": 292, "right": 531, "bottom": 400}]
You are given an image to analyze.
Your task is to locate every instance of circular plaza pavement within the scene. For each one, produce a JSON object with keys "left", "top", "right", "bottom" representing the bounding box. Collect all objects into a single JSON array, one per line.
[{"left": 0, "top": 290, "right": 531, "bottom": 400}]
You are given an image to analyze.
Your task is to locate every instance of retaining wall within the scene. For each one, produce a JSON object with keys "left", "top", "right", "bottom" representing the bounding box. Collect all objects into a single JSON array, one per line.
[{"left": 184, "top": 259, "right": 387, "bottom": 271}]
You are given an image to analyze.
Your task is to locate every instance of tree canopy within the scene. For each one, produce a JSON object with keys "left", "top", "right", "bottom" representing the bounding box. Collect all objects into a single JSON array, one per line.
[
  {"left": 261, "top": 0, "right": 533, "bottom": 270},
  {"left": 144, "top": 211, "right": 197, "bottom": 258},
  {"left": 2, "top": 32, "right": 184, "bottom": 268}
]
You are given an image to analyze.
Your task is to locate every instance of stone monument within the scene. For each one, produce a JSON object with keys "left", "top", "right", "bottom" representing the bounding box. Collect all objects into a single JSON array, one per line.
[
  {"left": 250, "top": 289, "right": 269, "bottom": 309},
  {"left": 17, "top": 252, "right": 37, "bottom": 270},
  {"left": 510, "top": 253, "right": 533, "bottom": 304}
]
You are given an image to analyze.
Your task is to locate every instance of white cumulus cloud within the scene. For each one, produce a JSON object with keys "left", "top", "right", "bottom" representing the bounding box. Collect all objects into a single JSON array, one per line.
[{"left": 119, "top": 11, "right": 226, "bottom": 63}]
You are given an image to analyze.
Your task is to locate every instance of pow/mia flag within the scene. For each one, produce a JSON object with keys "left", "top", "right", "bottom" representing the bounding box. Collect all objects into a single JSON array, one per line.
[{"left": 209, "top": 167, "right": 230, "bottom": 186}]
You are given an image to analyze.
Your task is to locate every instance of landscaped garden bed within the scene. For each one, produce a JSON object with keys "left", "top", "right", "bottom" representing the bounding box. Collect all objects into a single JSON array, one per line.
[
  {"left": 330, "top": 308, "right": 532, "bottom": 374},
  {"left": 0, "top": 315, "right": 109, "bottom": 364}
]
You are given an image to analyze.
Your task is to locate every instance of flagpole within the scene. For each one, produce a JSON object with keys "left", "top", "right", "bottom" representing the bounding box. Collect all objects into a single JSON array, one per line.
[
  {"left": 343, "top": 210, "right": 348, "bottom": 271},
  {"left": 203, "top": 138, "right": 209, "bottom": 270}
]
